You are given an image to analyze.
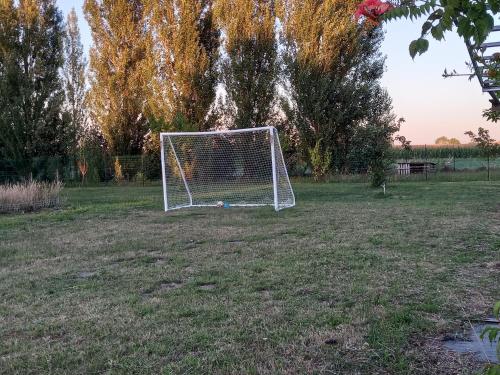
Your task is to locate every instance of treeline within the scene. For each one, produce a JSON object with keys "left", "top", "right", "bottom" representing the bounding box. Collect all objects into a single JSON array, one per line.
[{"left": 0, "top": 0, "right": 404, "bottom": 185}]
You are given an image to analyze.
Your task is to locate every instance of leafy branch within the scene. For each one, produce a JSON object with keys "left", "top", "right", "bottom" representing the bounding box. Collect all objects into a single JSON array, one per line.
[
  {"left": 480, "top": 302, "right": 500, "bottom": 375},
  {"left": 382, "top": 0, "right": 500, "bottom": 58}
]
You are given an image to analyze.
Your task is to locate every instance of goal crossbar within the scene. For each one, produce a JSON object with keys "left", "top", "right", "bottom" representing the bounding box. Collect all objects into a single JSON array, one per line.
[
  {"left": 160, "top": 126, "right": 295, "bottom": 212},
  {"left": 160, "top": 126, "right": 273, "bottom": 137}
]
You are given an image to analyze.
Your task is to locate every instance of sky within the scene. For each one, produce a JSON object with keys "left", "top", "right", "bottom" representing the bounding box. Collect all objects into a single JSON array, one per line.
[{"left": 57, "top": 1, "right": 500, "bottom": 145}]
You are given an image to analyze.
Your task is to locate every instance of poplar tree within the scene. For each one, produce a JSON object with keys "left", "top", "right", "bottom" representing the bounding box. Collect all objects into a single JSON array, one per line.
[
  {"left": 146, "top": 0, "right": 219, "bottom": 130},
  {"left": 215, "top": 0, "right": 278, "bottom": 129},
  {"left": 0, "top": 0, "right": 20, "bottom": 161},
  {"left": 63, "top": 8, "right": 87, "bottom": 152},
  {"left": 0, "top": 0, "right": 67, "bottom": 168},
  {"left": 279, "top": 0, "right": 396, "bottom": 175},
  {"left": 84, "top": 0, "right": 150, "bottom": 155}
]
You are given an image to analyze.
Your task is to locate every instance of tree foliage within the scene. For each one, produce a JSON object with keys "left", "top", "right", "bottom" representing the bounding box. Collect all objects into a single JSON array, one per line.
[
  {"left": 381, "top": 0, "right": 500, "bottom": 58},
  {"left": 0, "top": 0, "right": 69, "bottom": 173},
  {"left": 280, "top": 0, "right": 399, "bottom": 181},
  {"left": 481, "top": 302, "right": 500, "bottom": 375},
  {"left": 84, "top": 0, "right": 151, "bottom": 155},
  {"left": 63, "top": 8, "right": 87, "bottom": 153},
  {"left": 465, "top": 127, "right": 499, "bottom": 157},
  {"left": 435, "top": 136, "right": 461, "bottom": 145},
  {"left": 348, "top": 102, "right": 404, "bottom": 187},
  {"left": 215, "top": 0, "right": 278, "bottom": 129},
  {"left": 0, "top": 0, "right": 409, "bottom": 187},
  {"left": 146, "top": 0, "right": 219, "bottom": 131}
]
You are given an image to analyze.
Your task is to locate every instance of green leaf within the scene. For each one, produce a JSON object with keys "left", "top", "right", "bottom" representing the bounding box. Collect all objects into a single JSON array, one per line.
[
  {"left": 489, "top": 327, "right": 500, "bottom": 342},
  {"left": 456, "top": 17, "right": 471, "bottom": 38},
  {"left": 474, "top": 14, "right": 494, "bottom": 39},
  {"left": 402, "top": 6, "right": 409, "bottom": 18},
  {"left": 409, "top": 38, "right": 429, "bottom": 59},
  {"left": 480, "top": 326, "right": 500, "bottom": 344},
  {"left": 428, "top": 9, "right": 444, "bottom": 21},
  {"left": 441, "top": 14, "right": 453, "bottom": 30},
  {"left": 486, "top": 365, "right": 500, "bottom": 375},
  {"left": 431, "top": 25, "right": 444, "bottom": 40},
  {"left": 421, "top": 21, "right": 433, "bottom": 36},
  {"left": 409, "top": 40, "right": 419, "bottom": 59},
  {"left": 489, "top": 0, "right": 500, "bottom": 13},
  {"left": 417, "top": 38, "right": 429, "bottom": 54},
  {"left": 494, "top": 301, "right": 500, "bottom": 319}
]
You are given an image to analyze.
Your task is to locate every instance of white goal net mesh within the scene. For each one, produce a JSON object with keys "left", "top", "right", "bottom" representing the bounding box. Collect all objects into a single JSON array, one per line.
[{"left": 160, "top": 127, "right": 295, "bottom": 211}]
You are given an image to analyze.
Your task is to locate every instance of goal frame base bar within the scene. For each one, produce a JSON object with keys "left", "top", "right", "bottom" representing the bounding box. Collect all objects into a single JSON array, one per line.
[{"left": 165, "top": 203, "right": 295, "bottom": 212}]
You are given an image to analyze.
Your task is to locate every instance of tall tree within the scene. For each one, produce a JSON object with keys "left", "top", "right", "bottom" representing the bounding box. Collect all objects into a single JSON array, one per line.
[
  {"left": 214, "top": 0, "right": 278, "bottom": 129},
  {"left": 465, "top": 127, "right": 499, "bottom": 157},
  {"left": 279, "top": 0, "right": 396, "bottom": 176},
  {"left": 0, "top": 0, "right": 20, "bottom": 161},
  {"left": 0, "top": 0, "right": 68, "bottom": 166},
  {"left": 84, "top": 0, "right": 150, "bottom": 155},
  {"left": 63, "top": 8, "right": 87, "bottom": 153},
  {"left": 146, "top": 0, "right": 219, "bottom": 131}
]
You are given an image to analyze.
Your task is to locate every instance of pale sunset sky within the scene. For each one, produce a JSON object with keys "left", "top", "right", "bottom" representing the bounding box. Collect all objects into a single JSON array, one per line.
[{"left": 57, "top": 1, "right": 500, "bottom": 145}]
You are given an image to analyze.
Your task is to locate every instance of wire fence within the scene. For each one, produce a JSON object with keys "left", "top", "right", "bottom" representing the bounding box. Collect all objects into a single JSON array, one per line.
[
  {"left": 327, "top": 157, "right": 500, "bottom": 183},
  {"left": 0, "top": 154, "right": 499, "bottom": 186},
  {"left": 0, "top": 155, "right": 161, "bottom": 186}
]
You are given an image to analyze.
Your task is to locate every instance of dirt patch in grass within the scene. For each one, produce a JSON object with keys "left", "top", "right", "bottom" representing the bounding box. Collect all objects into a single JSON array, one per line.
[
  {"left": 77, "top": 271, "right": 97, "bottom": 279},
  {"left": 159, "top": 282, "right": 183, "bottom": 291},
  {"left": 407, "top": 336, "right": 483, "bottom": 375},
  {"left": 198, "top": 283, "right": 216, "bottom": 290},
  {"left": 485, "top": 261, "right": 500, "bottom": 270},
  {"left": 141, "top": 280, "right": 184, "bottom": 296}
]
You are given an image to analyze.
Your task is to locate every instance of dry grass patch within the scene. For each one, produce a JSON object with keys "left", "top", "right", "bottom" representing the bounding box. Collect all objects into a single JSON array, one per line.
[{"left": 0, "top": 180, "right": 62, "bottom": 213}]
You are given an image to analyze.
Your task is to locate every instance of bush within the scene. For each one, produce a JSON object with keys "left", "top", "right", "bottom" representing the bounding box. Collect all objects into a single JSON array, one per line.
[
  {"left": 481, "top": 301, "right": 500, "bottom": 375},
  {"left": 0, "top": 181, "right": 63, "bottom": 213},
  {"left": 310, "top": 140, "right": 331, "bottom": 181},
  {"left": 369, "top": 161, "right": 387, "bottom": 187}
]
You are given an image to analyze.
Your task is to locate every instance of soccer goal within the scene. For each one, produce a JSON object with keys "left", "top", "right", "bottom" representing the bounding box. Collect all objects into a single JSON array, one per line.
[{"left": 160, "top": 126, "right": 295, "bottom": 212}]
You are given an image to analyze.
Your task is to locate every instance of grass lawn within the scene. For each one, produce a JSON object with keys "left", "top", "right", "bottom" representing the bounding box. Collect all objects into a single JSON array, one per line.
[{"left": 0, "top": 181, "right": 499, "bottom": 374}]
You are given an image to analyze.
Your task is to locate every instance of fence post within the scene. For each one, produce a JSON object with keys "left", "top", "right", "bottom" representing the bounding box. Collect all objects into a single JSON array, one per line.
[
  {"left": 141, "top": 155, "right": 145, "bottom": 186},
  {"left": 488, "top": 154, "right": 490, "bottom": 181},
  {"left": 425, "top": 144, "right": 428, "bottom": 181}
]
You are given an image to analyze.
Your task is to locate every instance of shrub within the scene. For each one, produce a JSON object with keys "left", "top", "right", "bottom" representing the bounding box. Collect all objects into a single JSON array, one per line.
[
  {"left": 0, "top": 181, "right": 63, "bottom": 213},
  {"left": 481, "top": 302, "right": 500, "bottom": 375},
  {"left": 310, "top": 140, "right": 331, "bottom": 181},
  {"left": 114, "top": 157, "right": 124, "bottom": 182}
]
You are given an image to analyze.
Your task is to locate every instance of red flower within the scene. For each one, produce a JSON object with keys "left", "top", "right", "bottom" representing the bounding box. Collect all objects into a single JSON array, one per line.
[{"left": 355, "top": 0, "right": 394, "bottom": 24}]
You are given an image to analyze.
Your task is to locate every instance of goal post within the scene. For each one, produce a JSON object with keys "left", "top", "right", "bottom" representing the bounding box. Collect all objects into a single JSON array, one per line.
[{"left": 159, "top": 126, "right": 295, "bottom": 212}]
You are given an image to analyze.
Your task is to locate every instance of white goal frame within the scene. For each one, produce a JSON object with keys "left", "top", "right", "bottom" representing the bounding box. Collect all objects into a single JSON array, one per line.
[{"left": 160, "top": 126, "right": 295, "bottom": 212}]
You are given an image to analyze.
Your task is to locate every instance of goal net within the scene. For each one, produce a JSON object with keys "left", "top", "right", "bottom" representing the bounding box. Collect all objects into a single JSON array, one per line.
[{"left": 160, "top": 126, "right": 295, "bottom": 211}]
